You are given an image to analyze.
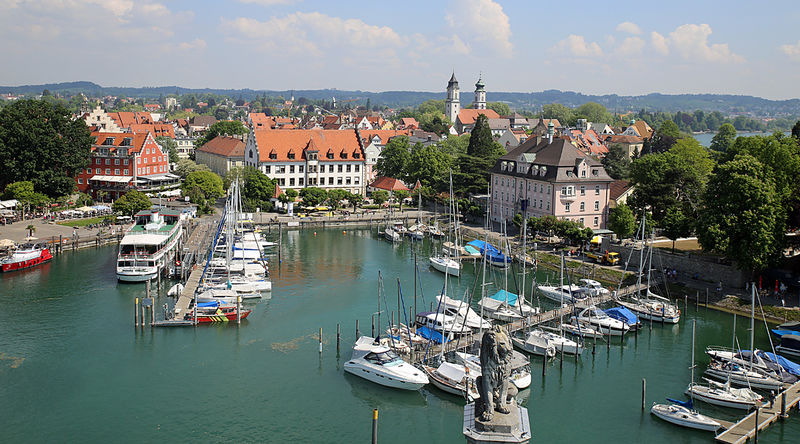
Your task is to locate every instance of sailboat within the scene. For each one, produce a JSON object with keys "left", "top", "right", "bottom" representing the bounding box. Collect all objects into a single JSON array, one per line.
[
  {"left": 430, "top": 171, "right": 462, "bottom": 277},
  {"left": 650, "top": 320, "right": 722, "bottom": 432},
  {"left": 617, "top": 214, "right": 680, "bottom": 323}
]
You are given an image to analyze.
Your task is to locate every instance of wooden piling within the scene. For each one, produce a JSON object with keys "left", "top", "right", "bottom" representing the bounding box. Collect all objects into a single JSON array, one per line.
[
  {"left": 560, "top": 343, "right": 564, "bottom": 370},
  {"left": 705, "top": 288, "right": 709, "bottom": 308},
  {"left": 150, "top": 303, "right": 154, "bottom": 326},
  {"left": 372, "top": 408, "right": 379, "bottom": 444},
  {"left": 337, "top": 323, "right": 341, "bottom": 352},
  {"left": 695, "top": 291, "right": 699, "bottom": 311},
  {"left": 754, "top": 407, "right": 759, "bottom": 443},
  {"left": 237, "top": 296, "right": 241, "bottom": 324},
  {"left": 781, "top": 391, "right": 788, "bottom": 419},
  {"left": 642, "top": 378, "right": 646, "bottom": 410},
  {"left": 134, "top": 297, "right": 139, "bottom": 326},
  {"left": 356, "top": 319, "right": 360, "bottom": 339},
  {"left": 319, "top": 327, "right": 323, "bottom": 354},
  {"left": 372, "top": 315, "right": 375, "bottom": 337},
  {"left": 542, "top": 354, "right": 546, "bottom": 377}
]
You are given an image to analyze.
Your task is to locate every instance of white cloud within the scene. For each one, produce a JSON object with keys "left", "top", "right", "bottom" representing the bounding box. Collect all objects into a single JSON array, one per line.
[
  {"left": 780, "top": 40, "right": 800, "bottom": 60},
  {"left": 616, "top": 22, "right": 641, "bottom": 35},
  {"left": 651, "top": 31, "right": 669, "bottom": 55},
  {"left": 616, "top": 36, "right": 645, "bottom": 56},
  {"left": 446, "top": 0, "right": 512, "bottom": 57},
  {"left": 668, "top": 24, "right": 744, "bottom": 63},
  {"left": 220, "top": 12, "right": 405, "bottom": 55},
  {"left": 551, "top": 34, "right": 603, "bottom": 57},
  {"left": 176, "top": 38, "right": 206, "bottom": 51}
]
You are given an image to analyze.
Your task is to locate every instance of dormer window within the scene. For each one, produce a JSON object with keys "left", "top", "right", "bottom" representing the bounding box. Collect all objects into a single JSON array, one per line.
[
  {"left": 326, "top": 151, "right": 334, "bottom": 159},
  {"left": 581, "top": 169, "right": 586, "bottom": 177},
  {"left": 540, "top": 166, "right": 547, "bottom": 176},
  {"left": 566, "top": 170, "right": 573, "bottom": 177},
  {"left": 353, "top": 151, "right": 360, "bottom": 159},
  {"left": 592, "top": 169, "right": 599, "bottom": 176},
  {"left": 103, "top": 137, "right": 115, "bottom": 146},
  {"left": 288, "top": 151, "right": 295, "bottom": 159},
  {"left": 341, "top": 151, "right": 348, "bottom": 159},
  {"left": 269, "top": 149, "right": 277, "bottom": 160}
]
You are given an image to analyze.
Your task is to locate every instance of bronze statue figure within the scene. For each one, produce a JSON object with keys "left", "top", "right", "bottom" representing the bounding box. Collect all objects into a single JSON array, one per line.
[{"left": 476, "top": 325, "right": 513, "bottom": 422}]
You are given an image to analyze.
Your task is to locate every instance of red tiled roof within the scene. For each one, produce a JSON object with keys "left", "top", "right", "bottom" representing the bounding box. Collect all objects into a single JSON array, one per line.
[
  {"left": 253, "top": 129, "right": 363, "bottom": 162},
  {"left": 457, "top": 109, "right": 500, "bottom": 125},
  {"left": 109, "top": 111, "right": 154, "bottom": 128},
  {"left": 360, "top": 129, "right": 410, "bottom": 144},
  {"left": 604, "top": 134, "right": 643, "bottom": 144},
  {"left": 609, "top": 180, "right": 632, "bottom": 201},
  {"left": 196, "top": 136, "right": 245, "bottom": 158},
  {"left": 129, "top": 123, "right": 175, "bottom": 138},
  {"left": 370, "top": 176, "right": 409, "bottom": 192},
  {"left": 399, "top": 117, "right": 419, "bottom": 128},
  {"left": 249, "top": 113, "right": 275, "bottom": 129},
  {"left": 91, "top": 131, "right": 151, "bottom": 154}
]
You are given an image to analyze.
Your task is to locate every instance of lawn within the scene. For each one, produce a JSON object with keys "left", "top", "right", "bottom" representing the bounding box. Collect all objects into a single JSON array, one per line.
[{"left": 57, "top": 216, "right": 108, "bottom": 227}]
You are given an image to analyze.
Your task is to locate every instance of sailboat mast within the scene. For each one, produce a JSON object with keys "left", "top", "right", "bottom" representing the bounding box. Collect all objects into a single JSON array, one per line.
[
  {"left": 636, "top": 211, "right": 646, "bottom": 297},
  {"left": 690, "top": 319, "right": 696, "bottom": 401},
  {"left": 750, "top": 285, "right": 755, "bottom": 370},
  {"left": 521, "top": 213, "right": 527, "bottom": 310},
  {"left": 559, "top": 252, "right": 564, "bottom": 325}
]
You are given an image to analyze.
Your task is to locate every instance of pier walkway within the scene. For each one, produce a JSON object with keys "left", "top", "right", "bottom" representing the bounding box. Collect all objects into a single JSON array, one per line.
[
  {"left": 715, "top": 379, "right": 800, "bottom": 443},
  {"left": 407, "top": 282, "right": 650, "bottom": 364},
  {"left": 171, "top": 219, "right": 216, "bottom": 321}
]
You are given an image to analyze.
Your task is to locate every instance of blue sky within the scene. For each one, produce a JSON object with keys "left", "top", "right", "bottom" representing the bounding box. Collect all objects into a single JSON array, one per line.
[{"left": 1, "top": 0, "right": 799, "bottom": 99}]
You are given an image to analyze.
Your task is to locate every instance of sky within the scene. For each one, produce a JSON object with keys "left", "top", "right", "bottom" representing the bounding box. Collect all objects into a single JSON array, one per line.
[{"left": 1, "top": 0, "right": 800, "bottom": 100}]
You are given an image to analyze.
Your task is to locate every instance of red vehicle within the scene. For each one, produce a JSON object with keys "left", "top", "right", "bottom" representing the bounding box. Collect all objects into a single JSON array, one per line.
[
  {"left": 1, "top": 243, "right": 53, "bottom": 272},
  {"left": 188, "top": 305, "right": 252, "bottom": 323}
]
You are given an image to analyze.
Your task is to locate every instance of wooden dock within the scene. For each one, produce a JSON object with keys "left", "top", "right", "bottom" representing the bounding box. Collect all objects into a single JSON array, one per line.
[
  {"left": 170, "top": 219, "right": 216, "bottom": 322},
  {"left": 407, "top": 282, "right": 649, "bottom": 364},
  {"left": 715, "top": 379, "right": 800, "bottom": 443}
]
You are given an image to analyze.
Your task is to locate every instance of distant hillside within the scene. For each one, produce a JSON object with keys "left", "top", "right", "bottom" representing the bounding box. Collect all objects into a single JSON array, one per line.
[{"left": 2, "top": 81, "right": 798, "bottom": 116}]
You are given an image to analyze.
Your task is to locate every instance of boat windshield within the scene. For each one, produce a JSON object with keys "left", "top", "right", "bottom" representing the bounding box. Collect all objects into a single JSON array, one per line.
[{"left": 365, "top": 350, "right": 402, "bottom": 366}]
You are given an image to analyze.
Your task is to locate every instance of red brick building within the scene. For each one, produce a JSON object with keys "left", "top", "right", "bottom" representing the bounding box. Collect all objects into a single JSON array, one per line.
[{"left": 75, "top": 131, "right": 177, "bottom": 200}]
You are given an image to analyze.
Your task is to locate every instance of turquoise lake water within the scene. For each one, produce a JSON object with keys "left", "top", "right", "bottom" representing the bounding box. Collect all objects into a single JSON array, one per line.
[{"left": 0, "top": 227, "right": 796, "bottom": 443}]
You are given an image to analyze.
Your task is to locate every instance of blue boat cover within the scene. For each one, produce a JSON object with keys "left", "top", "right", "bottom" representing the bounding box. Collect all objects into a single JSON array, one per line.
[
  {"left": 417, "top": 326, "right": 445, "bottom": 344},
  {"left": 667, "top": 398, "right": 693, "bottom": 409},
  {"left": 759, "top": 351, "right": 800, "bottom": 376},
  {"left": 197, "top": 301, "right": 220, "bottom": 308},
  {"left": 604, "top": 307, "right": 639, "bottom": 326},
  {"left": 466, "top": 240, "right": 511, "bottom": 264},
  {"left": 490, "top": 289, "right": 519, "bottom": 306},
  {"left": 772, "top": 329, "right": 797, "bottom": 338}
]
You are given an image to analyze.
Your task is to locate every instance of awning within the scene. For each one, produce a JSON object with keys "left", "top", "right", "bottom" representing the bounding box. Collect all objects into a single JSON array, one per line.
[
  {"left": 90, "top": 175, "right": 133, "bottom": 183},
  {"left": 0, "top": 199, "right": 18, "bottom": 209},
  {"left": 139, "top": 173, "right": 179, "bottom": 182}
]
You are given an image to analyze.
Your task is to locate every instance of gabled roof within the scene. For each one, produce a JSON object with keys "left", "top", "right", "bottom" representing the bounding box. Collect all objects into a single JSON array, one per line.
[
  {"left": 196, "top": 136, "right": 245, "bottom": 158},
  {"left": 370, "top": 176, "right": 409, "bottom": 191},
  {"left": 252, "top": 129, "right": 363, "bottom": 162},
  {"left": 359, "top": 129, "right": 411, "bottom": 145},
  {"left": 457, "top": 109, "right": 500, "bottom": 125},
  {"left": 399, "top": 117, "right": 419, "bottom": 128},
  {"left": 603, "top": 134, "right": 643, "bottom": 144},
  {"left": 495, "top": 138, "right": 613, "bottom": 183},
  {"left": 609, "top": 180, "right": 632, "bottom": 201},
  {"left": 109, "top": 111, "right": 154, "bottom": 128},
  {"left": 91, "top": 131, "right": 154, "bottom": 155},
  {"left": 191, "top": 115, "right": 217, "bottom": 127},
  {"left": 129, "top": 123, "right": 175, "bottom": 138}
]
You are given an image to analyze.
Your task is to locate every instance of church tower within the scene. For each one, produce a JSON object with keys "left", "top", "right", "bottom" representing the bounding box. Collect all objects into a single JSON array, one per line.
[
  {"left": 474, "top": 74, "right": 486, "bottom": 110},
  {"left": 445, "top": 72, "right": 460, "bottom": 123}
]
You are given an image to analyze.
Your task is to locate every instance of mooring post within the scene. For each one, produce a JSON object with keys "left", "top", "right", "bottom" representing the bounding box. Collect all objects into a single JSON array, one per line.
[
  {"left": 642, "top": 378, "right": 646, "bottom": 410},
  {"left": 685, "top": 295, "right": 688, "bottom": 310},
  {"left": 134, "top": 297, "right": 139, "bottom": 327},
  {"left": 372, "top": 315, "right": 375, "bottom": 337},
  {"left": 371, "top": 409, "right": 379, "bottom": 444},
  {"left": 356, "top": 319, "right": 360, "bottom": 339},
  {"left": 781, "top": 390, "right": 787, "bottom": 419},
  {"left": 705, "top": 288, "right": 709, "bottom": 308},
  {"left": 319, "top": 327, "right": 323, "bottom": 354},
  {"left": 337, "top": 323, "right": 341, "bottom": 352},
  {"left": 560, "top": 343, "right": 564, "bottom": 370},
  {"left": 695, "top": 291, "right": 699, "bottom": 311},
  {"left": 592, "top": 335, "right": 596, "bottom": 355},
  {"left": 607, "top": 332, "right": 610, "bottom": 351},
  {"left": 754, "top": 407, "right": 759, "bottom": 443},
  {"left": 237, "top": 296, "right": 241, "bottom": 324},
  {"left": 150, "top": 301, "right": 154, "bottom": 326},
  {"left": 391, "top": 311, "right": 394, "bottom": 329},
  {"left": 542, "top": 354, "right": 546, "bottom": 377}
]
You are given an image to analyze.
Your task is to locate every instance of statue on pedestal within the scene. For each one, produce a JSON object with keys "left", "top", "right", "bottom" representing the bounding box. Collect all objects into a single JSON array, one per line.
[{"left": 475, "top": 325, "right": 513, "bottom": 421}]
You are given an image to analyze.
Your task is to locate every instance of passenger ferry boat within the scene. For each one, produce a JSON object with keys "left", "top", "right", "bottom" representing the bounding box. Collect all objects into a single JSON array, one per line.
[
  {"left": 116, "top": 209, "right": 183, "bottom": 282},
  {"left": 1, "top": 243, "right": 53, "bottom": 272}
]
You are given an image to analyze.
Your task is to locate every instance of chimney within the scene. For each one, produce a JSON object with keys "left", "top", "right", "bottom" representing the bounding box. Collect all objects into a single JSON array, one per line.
[
  {"left": 547, "top": 121, "right": 554, "bottom": 144},
  {"left": 150, "top": 209, "right": 159, "bottom": 223}
]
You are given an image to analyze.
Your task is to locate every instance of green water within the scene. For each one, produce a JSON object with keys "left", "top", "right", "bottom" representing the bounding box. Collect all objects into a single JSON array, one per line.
[{"left": 1, "top": 228, "right": 797, "bottom": 443}]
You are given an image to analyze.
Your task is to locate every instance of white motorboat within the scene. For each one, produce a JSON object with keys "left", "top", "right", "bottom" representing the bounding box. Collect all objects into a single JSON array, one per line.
[
  {"left": 511, "top": 330, "right": 557, "bottom": 357},
  {"left": 706, "top": 347, "right": 798, "bottom": 384},
  {"left": 195, "top": 288, "right": 239, "bottom": 304},
  {"left": 423, "top": 362, "right": 480, "bottom": 401},
  {"left": 384, "top": 227, "right": 401, "bottom": 242},
  {"left": 343, "top": 336, "right": 429, "bottom": 390},
  {"left": 406, "top": 225, "right": 425, "bottom": 240},
  {"left": 435, "top": 293, "right": 492, "bottom": 330},
  {"left": 574, "top": 306, "right": 630, "bottom": 336},
  {"left": 429, "top": 255, "right": 461, "bottom": 277},
  {"left": 415, "top": 312, "right": 472, "bottom": 337},
  {"left": 650, "top": 402, "right": 721, "bottom": 431},
  {"left": 537, "top": 284, "right": 589, "bottom": 305},
  {"left": 478, "top": 290, "right": 538, "bottom": 322},
  {"left": 686, "top": 379, "right": 762, "bottom": 410},
  {"left": 167, "top": 283, "right": 184, "bottom": 296},
  {"left": 560, "top": 321, "right": 605, "bottom": 339},
  {"left": 578, "top": 279, "right": 609, "bottom": 297}
]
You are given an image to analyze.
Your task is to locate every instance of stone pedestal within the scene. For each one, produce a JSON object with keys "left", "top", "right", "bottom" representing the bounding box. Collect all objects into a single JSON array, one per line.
[{"left": 463, "top": 400, "right": 531, "bottom": 444}]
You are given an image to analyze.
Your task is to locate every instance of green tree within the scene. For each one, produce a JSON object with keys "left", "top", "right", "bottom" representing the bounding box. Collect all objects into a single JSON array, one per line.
[
  {"left": 575, "top": 102, "right": 612, "bottom": 124},
  {"left": 607, "top": 204, "right": 635, "bottom": 239},
  {"left": 467, "top": 114, "right": 495, "bottom": 158},
  {"left": 418, "top": 100, "right": 445, "bottom": 115},
  {"left": 648, "top": 120, "right": 681, "bottom": 153},
  {"left": 393, "top": 189, "right": 410, "bottom": 209},
  {"left": 406, "top": 143, "right": 451, "bottom": 190},
  {"left": 327, "top": 189, "right": 349, "bottom": 209},
  {"left": 0, "top": 99, "right": 92, "bottom": 197},
  {"left": 541, "top": 103, "right": 573, "bottom": 125},
  {"left": 112, "top": 190, "right": 151, "bottom": 216},
  {"left": 241, "top": 167, "right": 275, "bottom": 212},
  {"left": 195, "top": 120, "right": 248, "bottom": 147},
  {"left": 437, "top": 134, "right": 469, "bottom": 157},
  {"left": 601, "top": 144, "right": 631, "bottom": 179},
  {"left": 347, "top": 192, "right": 364, "bottom": 210},
  {"left": 375, "top": 136, "right": 410, "bottom": 180},
  {"left": 371, "top": 190, "right": 389, "bottom": 206},
  {"left": 155, "top": 136, "right": 179, "bottom": 163},
  {"left": 792, "top": 120, "right": 800, "bottom": 140},
  {"left": 487, "top": 102, "right": 510, "bottom": 116},
  {"left": 3, "top": 181, "right": 35, "bottom": 202},
  {"left": 285, "top": 188, "right": 298, "bottom": 201},
  {"left": 299, "top": 187, "right": 327, "bottom": 207},
  {"left": 418, "top": 112, "right": 449, "bottom": 135},
  {"left": 175, "top": 158, "right": 210, "bottom": 178},
  {"left": 660, "top": 206, "right": 693, "bottom": 254},
  {"left": 709, "top": 123, "right": 736, "bottom": 153},
  {"left": 183, "top": 170, "right": 223, "bottom": 212},
  {"left": 697, "top": 154, "right": 784, "bottom": 272}
]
